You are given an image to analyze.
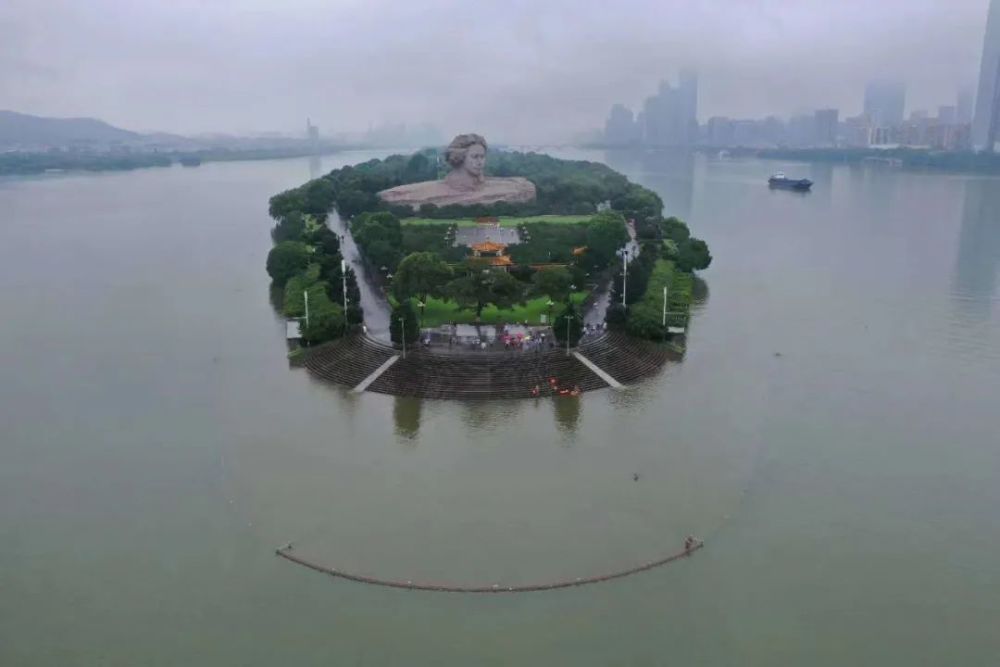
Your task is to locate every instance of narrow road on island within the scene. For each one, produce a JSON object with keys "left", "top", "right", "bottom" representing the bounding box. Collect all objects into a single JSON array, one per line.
[
  {"left": 326, "top": 211, "right": 392, "bottom": 342},
  {"left": 585, "top": 220, "right": 639, "bottom": 326}
]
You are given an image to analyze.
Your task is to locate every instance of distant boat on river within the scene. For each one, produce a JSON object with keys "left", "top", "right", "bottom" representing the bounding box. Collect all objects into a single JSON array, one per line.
[{"left": 768, "top": 172, "right": 812, "bottom": 191}]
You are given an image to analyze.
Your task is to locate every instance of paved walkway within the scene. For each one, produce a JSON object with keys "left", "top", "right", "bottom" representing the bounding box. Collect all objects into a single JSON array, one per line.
[
  {"left": 351, "top": 354, "right": 400, "bottom": 393},
  {"left": 572, "top": 351, "right": 624, "bottom": 389},
  {"left": 326, "top": 212, "right": 392, "bottom": 342}
]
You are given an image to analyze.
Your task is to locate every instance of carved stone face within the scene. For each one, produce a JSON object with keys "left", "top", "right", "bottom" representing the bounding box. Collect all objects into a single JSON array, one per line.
[{"left": 463, "top": 143, "right": 486, "bottom": 179}]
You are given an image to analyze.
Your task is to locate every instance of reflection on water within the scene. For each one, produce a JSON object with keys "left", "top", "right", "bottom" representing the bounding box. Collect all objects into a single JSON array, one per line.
[
  {"left": 552, "top": 395, "right": 581, "bottom": 436},
  {"left": 393, "top": 396, "right": 422, "bottom": 440},
  {"left": 459, "top": 400, "right": 522, "bottom": 434},
  {"left": 6, "top": 151, "right": 1000, "bottom": 664},
  {"left": 953, "top": 178, "right": 1000, "bottom": 321},
  {"left": 690, "top": 274, "right": 709, "bottom": 309}
]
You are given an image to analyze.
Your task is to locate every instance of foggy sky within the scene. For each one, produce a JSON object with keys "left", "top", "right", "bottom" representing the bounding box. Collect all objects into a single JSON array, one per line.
[{"left": 0, "top": 0, "right": 992, "bottom": 143}]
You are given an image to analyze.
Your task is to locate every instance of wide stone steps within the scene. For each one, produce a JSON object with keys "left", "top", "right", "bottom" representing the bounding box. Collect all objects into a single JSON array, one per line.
[
  {"left": 369, "top": 347, "right": 607, "bottom": 400},
  {"left": 302, "top": 336, "right": 396, "bottom": 387},
  {"left": 300, "top": 332, "right": 675, "bottom": 399},
  {"left": 578, "top": 332, "right": 677, "bottom": 385}
]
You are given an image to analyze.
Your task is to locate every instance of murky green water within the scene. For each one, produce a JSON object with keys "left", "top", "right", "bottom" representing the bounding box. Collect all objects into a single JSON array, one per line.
[{"left": 2, "top": 151, "right": 998, "bottom": 665}]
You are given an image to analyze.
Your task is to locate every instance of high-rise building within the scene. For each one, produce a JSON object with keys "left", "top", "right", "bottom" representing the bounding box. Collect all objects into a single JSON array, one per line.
[
  {"left": 864, "top": 80, "right": 906, "bottom": 128},
  {"left": 972, "top": 0, "right": 1000, "bottom": 151},
  {"left": 813, "top": 109, "right": 839, "bottom": 146},
  {"left": 678, "top": 69, "right": 699, "bottom": 143},
  {"left": 938, "top": 106, "right": 957, "bottom": 125},
  {"left": 638, "top": 71, "right": 699, "bottom": 146},
  {"left": 706, "top": 117, "right": 734, "bottom": 146},
  {"left": 957, "top": 85, "right": 976, "bottom": 124},
  {"left": 787, "top": 114, "right": 815, "bottom": 147},
  {"left": 603, "top": 104, "right": 639, "bottom": 145}
]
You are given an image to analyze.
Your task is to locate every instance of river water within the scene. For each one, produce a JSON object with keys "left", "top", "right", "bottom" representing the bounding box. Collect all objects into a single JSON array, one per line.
[{"left": 1, "top": 151, "right": 998, "bottom": 665}]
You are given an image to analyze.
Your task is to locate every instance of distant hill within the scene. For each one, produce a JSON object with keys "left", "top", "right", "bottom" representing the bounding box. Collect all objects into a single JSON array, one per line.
[{"left": 0, "top": 110, "right": 141, "bottom": 147}]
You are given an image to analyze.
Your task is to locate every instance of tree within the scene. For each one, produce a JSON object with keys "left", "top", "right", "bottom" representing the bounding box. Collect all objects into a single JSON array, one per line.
[
  {"left": 393, "top": 252, "right": 454, "bottom": 303},
  {"left": 531, "top": 266, "right": 574, "bottom": 302},
  {"left": 320, "top": 260, "right": 362, "bottom": 323},
  {"left": 390, "top": 300, "right": 419, "bottom": 346},
  {"left": 266, "top": 241, "right": 311, "bottom": 286},
  {"left": 605, "top": 302, "right": 627, "bottom": 327},
  {"left": 301, "top": 308, "right": 346, "bottom": 345},
  {"left": 611, "top": 183, "right": 663, "bottom": 221},
  {"left": 304, "top": 224, "right": 341, "bottom": 256},
  {"left": 585, "top": 212, "right": 630, "bottom": 270},
  {"left": 302, "top": 178, "right": 336, "bottom": 219},
  {"left": 676, "top": 237, "right": 712, "bottom": 272},
  {"left": 553, "top": 300, "right": 584, "bottom": 346},
  {"left": 661, "top": 217, "right": 691, "bottom": 243},
  {"left": 269, "top": 188, "right": 306, "bottom": 220},
  {"left": 271, "top": 211, "right": 306, "bottom": 243},
  {"left": 445, "top": 268, "right": 525, "bottom": 318}
]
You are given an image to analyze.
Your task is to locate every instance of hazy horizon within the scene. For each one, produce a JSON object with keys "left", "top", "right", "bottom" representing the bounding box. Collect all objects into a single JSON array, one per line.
[{"left": 1, "top": 0, "right": 992, "bottom": 143}]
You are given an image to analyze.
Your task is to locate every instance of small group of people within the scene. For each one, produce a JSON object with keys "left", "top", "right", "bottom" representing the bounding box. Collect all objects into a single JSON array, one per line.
[
  {"left": 580, "top": 322, "right": 607, "bottom": 339},
  {"left": 530, "top": 377, "right": 582, "bottom": 398}
]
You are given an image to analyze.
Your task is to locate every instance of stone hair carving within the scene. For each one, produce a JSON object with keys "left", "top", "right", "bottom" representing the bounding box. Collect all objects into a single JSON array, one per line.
[
  {"left": 444, "top": 134, "right": 488, "bottom": 168},
  {"left": 377, "top": 133, "right": 535, "bottom": 209}
]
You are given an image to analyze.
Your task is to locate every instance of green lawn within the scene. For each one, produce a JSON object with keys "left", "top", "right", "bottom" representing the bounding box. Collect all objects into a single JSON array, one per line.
[
  {"left": 401, "top": 215, "right": 590, "bottom": 228},
  {"left": 409, "top": 292, "right": 588, "bottom": 328}
]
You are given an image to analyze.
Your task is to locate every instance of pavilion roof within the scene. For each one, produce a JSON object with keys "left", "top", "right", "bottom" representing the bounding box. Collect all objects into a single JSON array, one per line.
[{"left": 471, "top": 241, "right": 508, "bottom": 253}]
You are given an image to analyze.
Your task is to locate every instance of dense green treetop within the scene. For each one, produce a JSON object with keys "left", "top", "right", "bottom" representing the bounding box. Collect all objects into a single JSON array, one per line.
[
  {"left": 531, "top": 267, "right": 575, "bottom": 302},
  {"left": 390, "top": 300, "right": 420, "bottom": 345},
  {"left": 393, "top": 252, "right": 454, "bottom": 303},
  {"left": 266, "top": 241, "right": 311, "bottom": 286},
  {"left": 445, "top": 268, "right": 526, "bottom": 318},
  {"left": 585, "top": 212, "right": 631, "bottom": 270}
]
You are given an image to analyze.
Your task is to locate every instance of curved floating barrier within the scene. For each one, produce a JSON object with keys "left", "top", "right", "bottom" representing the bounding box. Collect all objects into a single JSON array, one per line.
[{"left": 275, "top": 540, "right": 703, "bottom": 593}]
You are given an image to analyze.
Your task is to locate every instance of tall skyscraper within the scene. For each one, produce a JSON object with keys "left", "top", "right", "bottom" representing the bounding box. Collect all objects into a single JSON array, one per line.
[
  {"left": 957, "top": 85, "right": 976, "bottom": 124},
  {"left": 603, "top": 104, "right": 638, "bottom": 145},
  {"left": 638, "top": 71, "right": 699, "bottom": 146},
  {"left": 813, "top": 109, "right": 839, "bottom": 146},
  {"left": 678, "top": 69, "right": 699, "bottom": 143},
  {"left": 864, "top": 81, "right": 906, "bottom": 128},
  {"left": 972, "top": 0, "right": 1000, "bottom": 151}
]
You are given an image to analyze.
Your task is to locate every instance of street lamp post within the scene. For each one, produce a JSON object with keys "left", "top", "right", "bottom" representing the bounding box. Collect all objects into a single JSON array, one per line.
[
  {"left": 564, "top": 314, "right": 573, "bottom": 357},
  {"left": 341, "top": 259, "right": 349, "bottom": 334},
  {"left": 622, "top": 248, "right": 630, "bottom": 306},
  {"left": 399, "top": 317, "right": 406, "bottom": 359},
  {"left": 661, "top": 285, "right": 668, "bottom": 327}
]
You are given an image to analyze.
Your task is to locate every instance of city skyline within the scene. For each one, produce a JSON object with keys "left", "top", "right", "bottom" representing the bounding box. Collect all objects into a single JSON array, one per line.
[
  {"left": 972, "top": 0, "right": 1000, "bottom": 150},
  {"left": 1, "top": 0, "right": 992, "bottom": 143}
]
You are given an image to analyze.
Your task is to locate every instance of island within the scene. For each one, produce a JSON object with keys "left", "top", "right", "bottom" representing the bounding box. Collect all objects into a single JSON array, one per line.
[{"left": 264, "top": 134, "right": 712, "bottom": 399}]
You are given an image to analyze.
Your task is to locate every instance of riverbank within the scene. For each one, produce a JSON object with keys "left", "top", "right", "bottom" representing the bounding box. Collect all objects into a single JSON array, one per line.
[
  {"left": 0, "top": 145, "right": 362, "bottom": 176},
  {"left": 301, "top": 331, "right": 676, "bottom": 399}
]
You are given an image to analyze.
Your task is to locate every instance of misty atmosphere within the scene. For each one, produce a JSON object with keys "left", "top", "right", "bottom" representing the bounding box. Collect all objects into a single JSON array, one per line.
[
  {"left": 0, "top": 0, "right": 992, "bottom": 142},
  {"left": 3, "top": 2, "right": 1000, "bottom": 665}
]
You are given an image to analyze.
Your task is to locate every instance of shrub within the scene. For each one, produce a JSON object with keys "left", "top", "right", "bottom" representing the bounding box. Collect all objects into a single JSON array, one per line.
[
  {"left": 266, "top": 241, "right": 311, "bottom": 286},
  {"left": 605, "top": 302, "right": 627, "bottom": 326},
  {"left": 553, "top": 300, "right": 583, "bottom": 346},
  {"left": 390, "top": 300, "right": 420, "bottom": 345}
]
